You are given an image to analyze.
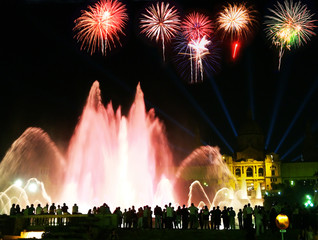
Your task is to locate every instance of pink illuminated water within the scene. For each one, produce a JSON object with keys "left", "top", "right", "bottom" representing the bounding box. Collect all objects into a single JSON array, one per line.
[
  {"left": 61, "top": 81, "right": 175, "bottom": 210},
  {"left": 0, "top": 82, "right": 263, "bottom": 214}
]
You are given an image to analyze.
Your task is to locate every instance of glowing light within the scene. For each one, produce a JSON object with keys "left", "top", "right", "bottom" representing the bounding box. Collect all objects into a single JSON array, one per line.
[
  {"left": 28, "top": 183, "right": 37, "bottom": 193},
  {"left": 232, "top": 42, "right": 239, "bottom": 59},
  {"left": 217, "top": 3, "right": 256, "bottom": 39},
  {"left": 264, "top": 0, "right": 316, "bottom": 70},
  {"left": 175, "top": 33, "right": 219, "bottom": 83},
  {"left": 304, "top": 194, "right": 314, "bottom": 208},
  {"left": 61, "top": 81, "right": 175, "bottom": 210},
  {"left": 188, "top": 36, "right": 211, "bottom": 82},
  {"left": 276, "top": 214, "right": 289, "bottom": 229},
  {"left": 73, "top": 0, "right": 128, "bottom": 55},
  {"left": 140, "top": 2, "right": 180, "bottom": 61},
  {"left": 290, "top": 180, "right": 294, "bottom": 186},
  {"left": 217, "top": 3, "right": 256, "bottom": 59},
  {"left": 21, "top": 231, "right": 44, "bottom": 239},
  {"left": 14, "top": 179, "right": 23, "bottom": 188},
  {"left": 182, "top": 12, "right": 213, "bottom": 41}
]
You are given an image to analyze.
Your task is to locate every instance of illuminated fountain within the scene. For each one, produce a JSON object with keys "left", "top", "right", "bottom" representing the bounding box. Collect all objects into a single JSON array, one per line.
[
  {"left": 0, "top": 128, "right": 65, "bottom": 213},
  {"left": 0, "top": 81, "right": 175, "bottom": 213},
  {"left": 175, "top": 145, "right": 261, "bottom": 211},
  {"left": 60, "top": 81, "right": 175, "bottom": 210},
  {"left": 0, "top": 81, "right": 262, "bottom": 214}
]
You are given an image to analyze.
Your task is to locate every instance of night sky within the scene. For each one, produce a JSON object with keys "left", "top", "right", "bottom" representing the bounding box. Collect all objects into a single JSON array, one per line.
[{"left": 2, "top": 0, "right": 318, "bottom": 164}]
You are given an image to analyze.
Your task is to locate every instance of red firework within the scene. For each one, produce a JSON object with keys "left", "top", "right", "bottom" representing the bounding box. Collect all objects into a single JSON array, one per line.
[
  {"left": 182, "top": 12, "right": 213, "bottom": 40},
  {"left": 73, "top": 0, "right": 128, "bottom": 55}
]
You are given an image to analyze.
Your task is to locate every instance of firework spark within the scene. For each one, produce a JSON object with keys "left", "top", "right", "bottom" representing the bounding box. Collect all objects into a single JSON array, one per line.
[
  {"left": 182, "top": 12, "right": 213, "bottom": 41},
  {"left": 140, "top": 2, "right": 180, "bottom": 61},
  {"left": 217, "top": 3, "right": 256, "bottom": 40},
  {"left": 73, "top": 0, "right": 128, "bottom": 55},
  {"left": 188, "top": 36, "right": 211, "bottom": 82},
  {"left": 175, "top": 34, "right": 219, "bottom": 83},
  {"left": 217, "top": 3, "right": 256, "bottom": 59},
  {"left": 265, "top": 0, "right": 316, "bottom": 70}
]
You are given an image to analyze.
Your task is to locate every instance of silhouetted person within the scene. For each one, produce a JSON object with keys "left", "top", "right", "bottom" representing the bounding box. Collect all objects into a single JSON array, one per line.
[
  {"left": 269, "top": 205, "right": 278, "bottom": 232},
  {"left": 198, "top": 209, "right": 204, "bottom": 229},
  {"left": 36, "top": 204, "right": 42, "bottom": 215},
  {"left": 246, "top": 203, "right": 253, "bottom": 229},
  {"left": 28, "top": 204, "right": 35, "bottom": 215},
  {"left": 238, "top": 209, "right": 243, "bottom": 230},
  {"left": 126, "top": 208, "right": 132, "bottom": 228},
  {"left": 203, "top": 206, "right": 210, "bottom": 229},
  {"left": 210, "top": 207, "right": 216, "bottom": 229},
  {"left": 56, "top": 205, "right": 62, "bottom": 215},
  {"left": 15, "top": 204, "right": 20, "bottom": 214},
  {"left": 132, "top": 206, "right": 137, "bottom": 229},
  {"left": 181, "top": 205, "right": 189, "bottom": 229},
  {"left": 62, "top": 203, "right": 69, "bottom": 214},
  {"left": 56, "top": 205, "right": 62, "bottom": 225},
  {"left": 221, "top": 207, "right": 229, "bottom": 230},
  {"left": 72, "top": 203, "right": 79, "bottom": 214},
  {"left": 188, "top": 203, "right": 198, "bottom": 229},
  {"left": 214, "top": 206, "right": 221, "bottom": 230},
  {"left": 176, "top": 206, "right": 182, "bottom": 229},
  {"left": 229, "top": 207, "right": 236, "bottom": 230},
  {"left": 49, "top": 203, "right": 56, "bottom": 215},
  {"left": 154, "top": 205, "right": 162, "bottom": 229},
  {"left": 43, "top": 204, "right": 49, "bottom": 214},
  {"left": 166, "top": 203, "right": 173, "bottom": 229},
  {"left": 114, "top": 207, "right": 123, "bottom": 228},
  {"left": 10, "top": 204, "right": 16, "bottom": 215}
]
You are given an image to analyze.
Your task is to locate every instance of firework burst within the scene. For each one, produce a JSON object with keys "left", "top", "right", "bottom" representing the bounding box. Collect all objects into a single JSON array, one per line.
[
  {"left": 217, "top": 3, "right": 257, "bottom": 59},
  {"left": 182, "top": 12, "right": 213, "bottom": 41},
  {"left": 73, "top": 0, "right": 128, "bottom": 55},
  {"left": 140, "top": 2, "right": 180, "bottom": 61},
  {"left": 175, "top": 34, "right": 220, "bottom": 83},
  {"left": 265, "top": 0, "right": 316, "bottom": 70},
  {"left": 217, "top": 3, "right": 256, "bottom": 40}
]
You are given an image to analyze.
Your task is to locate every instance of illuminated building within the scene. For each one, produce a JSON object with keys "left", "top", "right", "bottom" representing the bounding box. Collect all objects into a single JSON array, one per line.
[{"left": 223, "top": 113, "right": 282, "bottom": 196}]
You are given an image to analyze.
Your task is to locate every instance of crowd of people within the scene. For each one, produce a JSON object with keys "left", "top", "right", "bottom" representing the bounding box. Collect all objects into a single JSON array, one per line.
[{"left": 8, "top": 201, "right": 318, "bottom": 237}]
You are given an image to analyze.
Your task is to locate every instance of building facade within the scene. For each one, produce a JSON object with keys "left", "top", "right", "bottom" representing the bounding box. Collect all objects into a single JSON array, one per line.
[{"left": 223, "top": 114, "right": 282, "bottom": 195}]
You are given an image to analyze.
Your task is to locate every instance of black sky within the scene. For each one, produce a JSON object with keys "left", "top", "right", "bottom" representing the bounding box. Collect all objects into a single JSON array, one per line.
[{"left": 2, "top": 0, "right": 318, "bottom": 163}]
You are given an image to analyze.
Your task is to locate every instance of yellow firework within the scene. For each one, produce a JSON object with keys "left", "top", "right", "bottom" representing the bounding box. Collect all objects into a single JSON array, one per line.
[{"left": 217, "top": 3, "right": 256, "bottom": 40}]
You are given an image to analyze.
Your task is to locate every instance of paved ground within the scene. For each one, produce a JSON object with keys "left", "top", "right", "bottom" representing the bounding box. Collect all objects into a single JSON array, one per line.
[{"left": 103, "top": 229, "right": 299, "bottom": 240}]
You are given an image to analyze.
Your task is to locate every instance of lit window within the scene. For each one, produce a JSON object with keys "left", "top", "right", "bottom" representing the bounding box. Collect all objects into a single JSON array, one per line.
[
  {"left": 272, "top": 170, "right": 275, "bottom": 176},
  {"left": 258, "top": 168, "right": 264, "bottom": 177},
  {"left": 246, "top": 167, "right": 253, "bottom": 177},
  {"left": 235, "top": 168, "right": 241, "bottom": 177}
]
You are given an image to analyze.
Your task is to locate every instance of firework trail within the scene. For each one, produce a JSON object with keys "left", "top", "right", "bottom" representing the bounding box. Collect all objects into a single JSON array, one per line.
[
  {"left": 140, "top": 2, "right": 180, "bottom": 61},
  {"left": 73, "top": 0, "right": 128, "bottom": 55},
  {"left": 176, "top": 12, "right": 215, "bottom": 83},
  {"left": 264, "top": 0, "right": 316, "bottom": 70},
  {"left": 188, "top": 36, "right": 211, "bottom": 82},
  {"left": 175, "top": 34, "right": 220, "bottom": 83},
  {"left": 217, "top": 3, "right": 257, "bottom": 59}
]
